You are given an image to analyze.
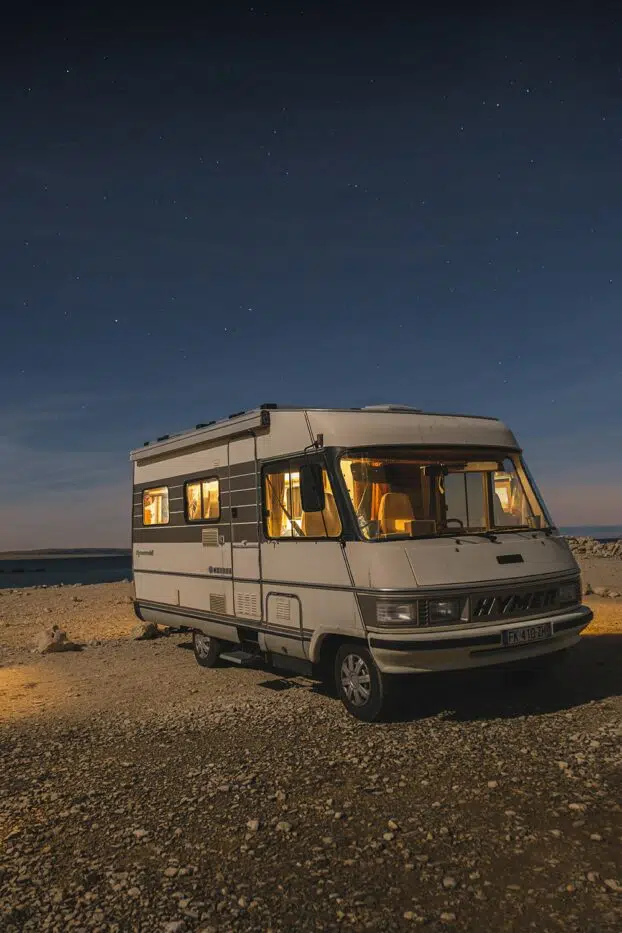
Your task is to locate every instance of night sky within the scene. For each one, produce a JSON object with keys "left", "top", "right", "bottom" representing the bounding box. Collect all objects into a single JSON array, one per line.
[{"left": 2, "top": 3, "right": 621, "bottom": 549}]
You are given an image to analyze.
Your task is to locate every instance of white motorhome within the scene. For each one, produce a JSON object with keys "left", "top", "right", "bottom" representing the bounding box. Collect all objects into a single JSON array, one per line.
[{"left": 130, "top": 404, "right": 592, "bottom": 720}]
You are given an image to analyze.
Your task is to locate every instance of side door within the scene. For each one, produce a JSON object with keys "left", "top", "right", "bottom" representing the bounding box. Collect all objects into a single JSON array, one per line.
[
  {"left": 227, "top": 436, "right": 262, "bottom": 624},
  {"left": 260, "top": 455, "right": 353, "bottom": 660}
]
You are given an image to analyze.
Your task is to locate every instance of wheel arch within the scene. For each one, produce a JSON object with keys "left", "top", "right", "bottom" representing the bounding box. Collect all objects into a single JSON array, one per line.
[{"left": 310, "top": 630, "right": 368, "bottom": 669}]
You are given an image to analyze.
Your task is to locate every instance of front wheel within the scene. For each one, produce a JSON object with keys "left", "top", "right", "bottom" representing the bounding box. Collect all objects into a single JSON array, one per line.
[
  {"left": 334, "top": 642, "right": 389, "bottom": 722},
  {"left": 192, "top": 631, "right": 221, "bottom": 668}
]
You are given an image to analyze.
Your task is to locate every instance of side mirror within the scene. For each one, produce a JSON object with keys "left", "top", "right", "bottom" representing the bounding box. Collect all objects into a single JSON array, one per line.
[{"left": 299, "top": 463, "right": 326, "bottom": 513}]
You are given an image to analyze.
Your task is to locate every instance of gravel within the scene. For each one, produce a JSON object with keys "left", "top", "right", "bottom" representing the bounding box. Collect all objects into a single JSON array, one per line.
[{"left": 1, "top": 583, "right": 621, "bottom": 932}]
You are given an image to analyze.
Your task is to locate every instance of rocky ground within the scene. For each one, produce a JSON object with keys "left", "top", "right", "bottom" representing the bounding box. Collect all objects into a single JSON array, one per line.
[
  {"left": 567, "top": 540, "right": 622, "bottom": 598},
  {"left": 1, "top": 572, "right": 621, "bottom": 933}
]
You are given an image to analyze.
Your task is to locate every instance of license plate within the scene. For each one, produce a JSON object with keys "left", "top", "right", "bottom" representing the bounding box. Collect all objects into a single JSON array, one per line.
[{"left": 502, "top": 622, "right": 552, "bottom": 647}]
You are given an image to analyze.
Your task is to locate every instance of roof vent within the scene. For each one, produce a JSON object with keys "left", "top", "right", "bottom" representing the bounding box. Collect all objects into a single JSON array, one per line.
[
  {"left": 156, "top": 434, "right": 170, "bottom": 441},
  {"left": 362, "top": 404, "right": 423, "bottom": 412},
  {"left": 260, "top": 402, "right": 278, "bottom": 410}
]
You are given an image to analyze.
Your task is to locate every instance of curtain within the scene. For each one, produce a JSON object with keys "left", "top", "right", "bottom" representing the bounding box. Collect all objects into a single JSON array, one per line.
[
  {"left": 266, "top": 472, "right": 286, "bottom": 537},
  {"left": 371, "top": 482, "right": 391, "bottom": 521}
]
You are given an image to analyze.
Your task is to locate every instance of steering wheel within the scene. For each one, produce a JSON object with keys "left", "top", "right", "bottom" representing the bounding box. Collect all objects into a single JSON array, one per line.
[
  {"left": 445, "top": 518, "right": 464, "bottom": 529},
  {"left": 356, "top": 514, "right": 379, "bottom": 538}
]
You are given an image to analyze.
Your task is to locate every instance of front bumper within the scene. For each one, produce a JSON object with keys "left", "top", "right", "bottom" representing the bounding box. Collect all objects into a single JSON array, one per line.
[{"left": 368, "top": 605, "right": 593, "bottom": 674}]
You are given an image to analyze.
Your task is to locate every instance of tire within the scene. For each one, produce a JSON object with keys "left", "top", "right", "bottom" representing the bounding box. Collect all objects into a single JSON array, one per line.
[
  {"left": 192, "top": 631, "right": 221, "bottom": 668},
  {"left": 334, "top": 642, "right": 389, "bottom": 722},
  {"left": 505, "top": 648, "right": 568, "bottom": 687}
]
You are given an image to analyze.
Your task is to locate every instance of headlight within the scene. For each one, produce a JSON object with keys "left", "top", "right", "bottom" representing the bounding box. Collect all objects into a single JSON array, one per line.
[
  {"left": 558, "top": 582, "right": 579, "bottom": 605},
  {"left": 376, "top": 601, "right": 417, "bottom": 624},
  {"left": 428, "top": 598, "right": 462, "bottom": 623}
]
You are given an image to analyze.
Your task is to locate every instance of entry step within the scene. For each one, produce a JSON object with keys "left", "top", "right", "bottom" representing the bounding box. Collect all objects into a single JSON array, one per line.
[{"left": 219, "top": 650, "right": 263, "bottom": 667}]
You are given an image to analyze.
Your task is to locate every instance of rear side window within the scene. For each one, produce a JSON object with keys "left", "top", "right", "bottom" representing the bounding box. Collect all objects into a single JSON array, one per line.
[
  {"left": 142, "top": 487, "right": 169, "bottom": 525},
  {"left": 185, "top": 478, "right": 220, "bottom": 522}
]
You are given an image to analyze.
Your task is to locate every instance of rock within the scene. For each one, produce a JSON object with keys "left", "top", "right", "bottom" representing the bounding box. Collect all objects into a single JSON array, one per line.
[
  {"left": 603, "top": 879, "right": 622, "bottom": 893},
  {"left": 487, "top": 780, "right": 498, "bottom": 789},
  {"left": 592, "top": 587, "right": 610, "bottom": 598},
  {"left": 131, "top": 622, "right": 160, "bottom": 640},
  {"left": 275, "top": 821, "right": 291, "bottom": 833},
  {"left": 163, "top": 923, "right": 186, "bottom": 933},
  {"left": 35, "top": 626, "right": 81, "bottom": 654},
  {"left": 440, "top": 912, "right": 456, "bottom": 923},
  {"left": 443, "top": 877, "right": 457, "bottom": 889},
  {"left": 246, "top": 819, "right": 260, "bottom": 832}
]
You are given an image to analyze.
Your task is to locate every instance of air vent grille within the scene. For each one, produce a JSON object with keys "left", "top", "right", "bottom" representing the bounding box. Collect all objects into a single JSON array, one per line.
[
  {"left": 202, "top": 527, "right": 219, "bottom": 547},
  {"left": 235, "top": 592, "right": 259, "bottom": 618},
  {"left": 209, "top": 593, "right": 226, "bottom": 615},
  {"left": 275, "top": 597, "right": 292, "bottom": 622}
]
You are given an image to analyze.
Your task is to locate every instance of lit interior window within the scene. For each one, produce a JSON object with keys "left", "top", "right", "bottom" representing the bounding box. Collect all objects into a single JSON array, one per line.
[
  {"left": 143, "top": 487, "right": 169, "bottom": 525},
  {"left": 186, "top": 478, "right": 220, "bottom": 521}
]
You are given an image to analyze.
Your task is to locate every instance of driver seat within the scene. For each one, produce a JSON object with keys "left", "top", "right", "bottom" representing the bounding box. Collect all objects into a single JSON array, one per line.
[
  {"left": 301, "top": 493, "right": 341, "bottom": 537},
  {"left": 378, "top": 493, "right": 414, "bottom": 535}
]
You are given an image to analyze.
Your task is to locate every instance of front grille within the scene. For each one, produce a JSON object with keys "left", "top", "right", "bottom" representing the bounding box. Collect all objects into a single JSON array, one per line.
[{"left": 471, "top": 586, "right": 558, "bottom": 622}]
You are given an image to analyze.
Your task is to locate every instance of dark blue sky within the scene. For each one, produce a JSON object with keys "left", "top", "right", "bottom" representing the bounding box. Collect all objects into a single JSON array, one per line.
[{"left": 1, "top": 3, "right": 621, "bottom": 548}]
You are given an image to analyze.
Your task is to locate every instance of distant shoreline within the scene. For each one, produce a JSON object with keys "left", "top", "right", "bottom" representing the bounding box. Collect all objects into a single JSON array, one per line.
[
  {"left": 0, "top": 548, "right": 131, "bottom": 560},
  {"left": 2, "top": 530, "right": 622, "bottom": 560}
]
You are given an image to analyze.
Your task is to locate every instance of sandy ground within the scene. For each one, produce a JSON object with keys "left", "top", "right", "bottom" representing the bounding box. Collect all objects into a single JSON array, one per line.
[
  {"left": 0, "top": 576, "right": 620, "bottom": 723},
  {"left": 1, "top": 580, "right": 621, "bottom": 932}
]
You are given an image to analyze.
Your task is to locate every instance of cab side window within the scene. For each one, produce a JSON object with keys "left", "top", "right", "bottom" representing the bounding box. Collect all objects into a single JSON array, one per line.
[{"left": 264, "top": 462, "right": 342, "bottom": 539}]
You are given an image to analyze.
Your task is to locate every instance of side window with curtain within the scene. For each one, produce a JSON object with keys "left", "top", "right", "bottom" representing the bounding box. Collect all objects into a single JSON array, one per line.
[
  {"left": 143, "top": 487, "right": 169, "bottom": 525},
  {"left": 263, "top": 461, "right": 342, "bottom": 539},
  {"left": 185, "top": 477, "right": 220, "bottom": 522}
]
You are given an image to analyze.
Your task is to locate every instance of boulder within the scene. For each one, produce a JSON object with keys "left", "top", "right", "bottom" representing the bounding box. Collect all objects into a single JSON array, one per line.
[
  {"left": 566, "top": 536, "right": 622, "bottom": 560},
  {"left": 35, "top": 626, "right": 81, "bottom": 654}
]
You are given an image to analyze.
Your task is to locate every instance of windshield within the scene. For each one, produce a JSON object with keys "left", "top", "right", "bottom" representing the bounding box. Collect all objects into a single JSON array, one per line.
[{"left": 339, "top": 448, "right": 551, "bottom": 540}]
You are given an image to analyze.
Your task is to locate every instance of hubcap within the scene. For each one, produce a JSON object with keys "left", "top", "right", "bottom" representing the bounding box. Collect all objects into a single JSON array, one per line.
[
  {"left": 340, "top": 653, "right": 372, "bottom": 707},
  {"left": 194, "top": 633, "right": 212, "bottom": 658}
]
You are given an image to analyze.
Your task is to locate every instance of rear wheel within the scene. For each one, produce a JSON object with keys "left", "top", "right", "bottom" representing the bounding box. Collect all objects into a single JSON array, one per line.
[
  {"left": 334, "top": 642, "right": 389, "bottom": 722},
  {"left": 192, "top": 631, "right": 221, "bottom": 668}
]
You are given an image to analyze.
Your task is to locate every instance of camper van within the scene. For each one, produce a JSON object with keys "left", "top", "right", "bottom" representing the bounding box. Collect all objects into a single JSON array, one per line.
[{"left": 131, "top": 404, "right": 592, "bottom": 721}]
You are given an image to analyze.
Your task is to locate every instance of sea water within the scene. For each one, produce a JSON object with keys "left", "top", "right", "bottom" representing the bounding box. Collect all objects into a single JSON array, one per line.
[{"left": 559, "top": 526, "right": 622, "bottom": 541}]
